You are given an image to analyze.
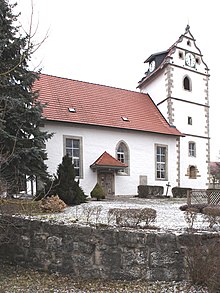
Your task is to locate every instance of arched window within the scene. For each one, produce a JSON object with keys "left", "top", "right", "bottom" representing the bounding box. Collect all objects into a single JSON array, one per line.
[
  {"left": 116, "top": 141, "right": 129, "bottom": 175},
  {"left": 183, "top": 76, "right": 192, "bottom": 91},
  {"left": 189, "top": 165, "right": 196, "bottom": 179}
]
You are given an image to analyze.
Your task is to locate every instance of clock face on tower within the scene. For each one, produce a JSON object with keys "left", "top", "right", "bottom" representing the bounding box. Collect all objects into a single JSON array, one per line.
[
  {"left": 149, "top": 60, "right": 156, "bottom": 72},
  {"left": 185, "top": 52, "right": 196, "bottom": 68}
]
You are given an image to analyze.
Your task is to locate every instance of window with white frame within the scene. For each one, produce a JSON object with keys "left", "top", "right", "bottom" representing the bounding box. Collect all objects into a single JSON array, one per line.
[
  {"left": 64, "top": 136, "right": 83, "bottom": 178},
  {"left": 117, "top": 145, "right": 125, "bottom": 163},
  {"left": 116, "top": 141, "right": 129, "bottom": 175},
  {"left": 189, "top": 142, "right": 196, "bottom": 157},
  {"left": 155, "top": 145, "right": 168, "bottom": 180}
]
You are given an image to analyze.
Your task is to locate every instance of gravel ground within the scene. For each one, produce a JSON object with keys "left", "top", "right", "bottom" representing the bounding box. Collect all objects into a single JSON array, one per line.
[{"left": 0, "top": 262, "right": 208, "bottom": 293}]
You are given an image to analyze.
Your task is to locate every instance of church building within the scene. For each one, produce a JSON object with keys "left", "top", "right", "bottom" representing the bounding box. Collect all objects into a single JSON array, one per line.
[{"left": 35, "top": 26, "right": 210, "bottom": 196}]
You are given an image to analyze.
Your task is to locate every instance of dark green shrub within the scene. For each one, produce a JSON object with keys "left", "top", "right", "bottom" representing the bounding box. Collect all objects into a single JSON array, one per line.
[
  {"left": 90, "top": 183, "right": 105, "bottom": 200},
  {"left": 54, "top": 155, "right": 87, "bottom": 205}
]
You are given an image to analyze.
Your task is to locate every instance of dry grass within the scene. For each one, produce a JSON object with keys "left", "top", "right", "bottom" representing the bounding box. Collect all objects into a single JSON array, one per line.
[
  {"left": 0, "top": 262, "right": 208, "bottom": 293},
  {"left": 185, "top": 238, "right": 220, "bottom": 292},
  {"left": 0, "top": 198, "right": 43, "bottom": 216}
]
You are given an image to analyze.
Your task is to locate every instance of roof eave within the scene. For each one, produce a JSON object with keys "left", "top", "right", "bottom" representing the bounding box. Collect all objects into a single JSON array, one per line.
[
  {"left": 90, "top": 164, "right": 128, "bottom": 170},
  {"left": 42, "top": 118, "right": 182, "bottom": 137}
]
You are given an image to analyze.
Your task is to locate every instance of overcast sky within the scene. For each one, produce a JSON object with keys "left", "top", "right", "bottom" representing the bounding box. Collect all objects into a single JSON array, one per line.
[{"left": 15, "top": 0, "right": 220, "bottom": 160}]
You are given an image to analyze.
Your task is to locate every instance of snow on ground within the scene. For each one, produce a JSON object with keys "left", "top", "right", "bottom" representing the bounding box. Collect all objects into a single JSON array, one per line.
[{"left": 37, "top": 196, "right": 219, "bottom": 233}]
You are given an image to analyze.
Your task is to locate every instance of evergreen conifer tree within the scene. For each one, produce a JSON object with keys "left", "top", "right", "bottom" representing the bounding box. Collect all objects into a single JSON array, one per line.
[
  {"left": 0, "top": 1, "right": 52, "bottom": 194},
  {"left": 91, "top": 183, "right": 105, "bottom": 200},
  {"left": 54, "top": 155, "right": 86, "bottom": 205}
]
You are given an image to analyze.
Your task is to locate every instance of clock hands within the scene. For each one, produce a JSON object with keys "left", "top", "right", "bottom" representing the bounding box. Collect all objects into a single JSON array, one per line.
[{"left": 185, "top": 53, "right": 195, "bottom": 68}]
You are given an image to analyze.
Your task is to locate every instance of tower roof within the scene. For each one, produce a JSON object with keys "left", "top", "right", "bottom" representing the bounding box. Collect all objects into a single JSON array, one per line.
[{"left": 137, "top": 26, "right": 209, "bottom": 88}]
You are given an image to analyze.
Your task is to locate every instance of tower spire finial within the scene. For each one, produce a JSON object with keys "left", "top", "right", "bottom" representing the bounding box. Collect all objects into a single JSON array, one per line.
[{"left": 185, "top": 23, "right": 190, "bottom": 32}]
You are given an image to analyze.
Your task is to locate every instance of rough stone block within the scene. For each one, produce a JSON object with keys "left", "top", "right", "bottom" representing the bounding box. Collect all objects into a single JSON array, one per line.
[{"left": 47, "top": 236, "right": 62, "bottom": 250}]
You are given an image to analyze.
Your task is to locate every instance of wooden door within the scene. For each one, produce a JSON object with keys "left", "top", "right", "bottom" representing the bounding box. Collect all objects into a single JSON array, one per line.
[{"left": 98, "top": 173, "right": 114, "bottom": 197}]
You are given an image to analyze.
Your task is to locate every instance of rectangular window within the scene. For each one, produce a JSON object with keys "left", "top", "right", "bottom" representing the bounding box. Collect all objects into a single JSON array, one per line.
[
  {"left": 64, "top": 136, "right": 83, "bottom": 178},
  {"left": 155, "top": 145, "right": 167, "bottom": 180},
  {"left": 117, "top": 151, "right": 125, "bottom": 163},
  {"left": 188, "top": 116, "right": 192, "bottom": 125},
  {"left": 189, "top": 142, "right": 196, "bottom": 157}
]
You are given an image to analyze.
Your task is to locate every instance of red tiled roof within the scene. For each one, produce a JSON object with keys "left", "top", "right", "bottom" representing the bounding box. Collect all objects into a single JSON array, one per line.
[
  {"left": 91, "top": 151, "right": 128, "bottom": 168},
  {"left": 34, "top": 73, "right": 182, "bottom": 136}
]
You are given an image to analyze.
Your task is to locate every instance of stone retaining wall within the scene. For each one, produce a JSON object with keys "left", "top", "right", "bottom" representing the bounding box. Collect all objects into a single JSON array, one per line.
[{"left": 0, "top": 215, "right": 219, "bottom": 281}]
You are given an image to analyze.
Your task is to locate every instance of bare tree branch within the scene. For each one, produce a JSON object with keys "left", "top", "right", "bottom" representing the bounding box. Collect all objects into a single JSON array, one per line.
[{"left": 0, "top": 0, "right": 49, "bottom": 76}]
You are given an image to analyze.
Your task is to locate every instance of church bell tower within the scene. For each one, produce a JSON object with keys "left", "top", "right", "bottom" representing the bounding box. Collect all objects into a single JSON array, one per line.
[{"left": 138, "top": 25, "right": 210, "bottom": 188}]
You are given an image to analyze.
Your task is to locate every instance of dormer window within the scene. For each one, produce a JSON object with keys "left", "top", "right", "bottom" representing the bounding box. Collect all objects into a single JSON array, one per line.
[
  {"left": 68, "top": 107, "right": 76, "bottom": 113},
  {"left": 187, "top": 40, "right": 191, "bottom": 46},
  {"left": 121, "top": 117, "right": 129, "bottom": 122}
]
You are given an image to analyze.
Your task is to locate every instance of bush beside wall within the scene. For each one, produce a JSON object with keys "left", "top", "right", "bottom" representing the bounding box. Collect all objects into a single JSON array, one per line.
[{"left": 108, "top": 208, "right": 156, "bottom": 228}]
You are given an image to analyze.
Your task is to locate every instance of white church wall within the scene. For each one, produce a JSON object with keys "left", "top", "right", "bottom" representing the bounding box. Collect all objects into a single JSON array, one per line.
[
  {"left": 171, "top": 66, "right": 208, "bottom": 106},
  {"left": 157, "top": 102, "right": 169, "bottom": 122},
  {"left": 140, "top": 70, "right": 167, "bottom": 106},
  {"left": 43, "top": 122, "right": 179, "bottom": 196},
  {"left": 179, "top": 136, "right": 208, "bottom": 189},
  {"left": 172, "top": 100, "right": 207, "bottom": 137}
]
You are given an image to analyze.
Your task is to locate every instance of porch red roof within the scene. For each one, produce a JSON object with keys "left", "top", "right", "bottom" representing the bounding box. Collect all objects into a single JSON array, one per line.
[
  {"left": 90, "top": 151, "right": 128, "bottom": 169},
  {"left": 34, "top": 73, "right": 182, "bottom": 136}
]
